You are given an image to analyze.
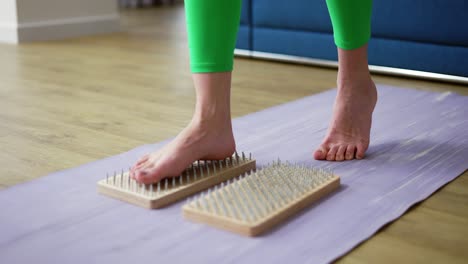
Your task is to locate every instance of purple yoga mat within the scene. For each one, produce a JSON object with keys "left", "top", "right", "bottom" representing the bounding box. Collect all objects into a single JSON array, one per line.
[{"left": 1, "top": 85, "right": 467, "bottom": 264}]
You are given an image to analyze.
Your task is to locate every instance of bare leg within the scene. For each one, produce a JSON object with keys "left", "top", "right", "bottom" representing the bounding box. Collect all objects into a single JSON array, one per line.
[
  {"left": 131, "top": 72, "right": 235, "bottom": 183},
  {"left": 314, "top": 44, "right": 377, "bottom": 161}
]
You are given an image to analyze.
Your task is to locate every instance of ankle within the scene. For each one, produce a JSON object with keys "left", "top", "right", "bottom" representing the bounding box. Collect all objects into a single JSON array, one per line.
[
  {"left": 192, "top": 72, "right": 232, "bottom": 129},
  {"left": 338, "top": 66, "right": 371, "bottom": 81},
  {"left": 336, "top": 44, "right": 372, "bottom": 91},
  {"left": 337, "top": 70, "right": 373, "bottom": 92},
  {"left": 194, "top": 102, "right": 230, "bottom": 121},
  {"left": 191, "top": 110, "right": 232, "bottom": 132}
]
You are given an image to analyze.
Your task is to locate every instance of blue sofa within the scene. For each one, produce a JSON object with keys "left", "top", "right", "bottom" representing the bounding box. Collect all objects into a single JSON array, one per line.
[{"left": 236, "top": 0, "right": 468, "bottom": 80}]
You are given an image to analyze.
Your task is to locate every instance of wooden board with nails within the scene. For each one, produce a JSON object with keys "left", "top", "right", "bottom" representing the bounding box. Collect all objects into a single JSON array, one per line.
[
  {"left": 97, "top": 152, "right": 256, "bottom": 209},
  {"left": 183, "top": 162, "right": 340, "bottom": 236}
]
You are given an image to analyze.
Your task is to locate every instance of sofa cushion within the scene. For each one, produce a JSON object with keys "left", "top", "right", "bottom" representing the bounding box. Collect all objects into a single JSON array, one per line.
[
  {"left": 253, "top": 0, "right": 333, "bottom": 33},
  {"left": 240, "top": 0, "right": 250, "bottom": 25},
  {"left": 253, "top": 28, "right": 336, "bottom": 60},
  {"left": 236, "top": 25, "right": 250, "bottom": 49},
  {"left": 253, "top": 28, "right": 468, "bottom": 77},
  {"left": 368, "top": 38, "right": 468, "bottom": 76},
  {"left": 252, "top": 0, "right": 468, "bottom": 47},
  {"left": 372, "top": 0, "right": 468, "bottom": 47}
]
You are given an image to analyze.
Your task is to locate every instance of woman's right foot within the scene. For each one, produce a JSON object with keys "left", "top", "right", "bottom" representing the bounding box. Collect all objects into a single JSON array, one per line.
[
  {"left": 131, "top": 72, "right": 235, "bottom": 184},
  {"left": 130, "top": 118, "right": 235, "bottom": 184}
]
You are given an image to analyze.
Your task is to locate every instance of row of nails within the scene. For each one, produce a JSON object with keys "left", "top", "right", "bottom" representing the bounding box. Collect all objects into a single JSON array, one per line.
[
  {"left": 104, "top": 151, "right": 252, "bottom": 196},
  {"left": 186, "top": 163, "right": 335, "bottom": 222}
]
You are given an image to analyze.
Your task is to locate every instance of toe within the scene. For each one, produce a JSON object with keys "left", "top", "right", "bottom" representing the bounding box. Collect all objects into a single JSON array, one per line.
[
  {"left": 335, "top": 145, "right": 346, "bottom": 161},
  {"left": 313, "top": 145, "right": 329, "bottom": 160},
  {"left": 133, "top": 161, "right": 153, "bottom": 178},
  {"left": 137, "top": 166, "right": 168, "bottom": 184},
  {"left": 134, "top": 158, "right": 174, "bottom": 184},
  {"left": 134, "top": 165, "right": 157, "bottom": 184},
  {"left": 135, "top": 154, "right": 149, "bottom": 166},
  {"left": 356, "top": 144, "right": 367, "bottom": 159},
  {"left": 130, "top": 155, "right": 150, "bottom": 176},
  {"left": 131, "top": 162, "right": 147, "bottom": 178},
  {"left": 326, "top": 145, "right": 339, "bottom": 161},
  {"left": 135, "top": 160, "right": 149, "bottom": 171},
  {"left": 345, "top": 145, "right": 356, "bottom": 160}
]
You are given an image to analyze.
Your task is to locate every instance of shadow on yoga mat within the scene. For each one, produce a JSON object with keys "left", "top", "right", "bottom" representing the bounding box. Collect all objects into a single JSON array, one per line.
[{"left": 0, "top": 85, "right": 467, "bottom": 264}]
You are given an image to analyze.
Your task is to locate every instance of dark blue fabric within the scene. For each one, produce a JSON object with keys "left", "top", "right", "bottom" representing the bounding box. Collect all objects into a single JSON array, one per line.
[
  {"left": 237, "top": 0, "right": 468, "bottom": 77},
  {"left": 237, "top": 0, "right": 251, "bottom": 50},
  {"left": 372, "top": 0, "right": 468, "bottom": 47},
  {"left": 252, "top": 0, "right": 468, "bottom": 47},
  {"left": 240, "top": 0, "right": 250, "bottom": 25},
  {"left": 368, "top": 38, "right": 468, "bottom": 77},
  {"left": 254, "top": 28, "right": 468, "bottom": 77},
  {"left": 252, "top": 0, "right": 332, "bottom": 33},
  {"left": 253, "top": 28, "right": 337, "bottom": 60},
  {"left": 236, "top": 26, "right": 250, "bottom": 50}
]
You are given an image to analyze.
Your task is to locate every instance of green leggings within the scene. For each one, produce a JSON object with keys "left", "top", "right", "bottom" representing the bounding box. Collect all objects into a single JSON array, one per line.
[{"left": 185, "top": 0, "right": 372, "bottom": 73}]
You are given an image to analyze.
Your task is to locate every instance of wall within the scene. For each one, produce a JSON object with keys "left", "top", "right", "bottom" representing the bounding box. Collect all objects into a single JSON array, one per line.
[
  {"left": 0, "top": 0, "right": 120, "bottom": 43},
  {"left": 0, "top": 0, "right": 18, "bottom": 43}
]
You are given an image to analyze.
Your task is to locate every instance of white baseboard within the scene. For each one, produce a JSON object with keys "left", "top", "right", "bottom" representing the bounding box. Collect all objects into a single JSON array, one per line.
[
  {"left": 0, "top": 14, "right": 120, "bottom": 43},
  {"left": 0, "top": 23, "right": 19, "bottom": 44}
]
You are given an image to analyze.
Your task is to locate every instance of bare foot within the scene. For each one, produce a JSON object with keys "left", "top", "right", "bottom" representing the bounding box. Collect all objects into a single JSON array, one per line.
[
  {"left": 131, "top": 72, "right": 235, "bottom": 184},
  {"left": 314, "top": 74, "right": 377, "bottom": 161},
  {"left": 130, "top": 119, "right": 235, "bottom": 184}
]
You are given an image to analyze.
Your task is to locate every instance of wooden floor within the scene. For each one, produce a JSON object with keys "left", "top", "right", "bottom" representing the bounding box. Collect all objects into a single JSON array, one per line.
[{"left": 1, "top": 4, "right": 467, "bottom": 263}]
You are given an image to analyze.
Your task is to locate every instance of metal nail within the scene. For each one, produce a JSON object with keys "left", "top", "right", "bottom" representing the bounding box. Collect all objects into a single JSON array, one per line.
[{"left": 120, "top": 169, "right": 124, "bottom": 188}]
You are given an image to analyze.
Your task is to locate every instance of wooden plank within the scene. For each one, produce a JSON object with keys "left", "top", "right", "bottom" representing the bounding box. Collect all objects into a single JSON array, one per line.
[
  {"left": 183, "top": 162, "right": 340, "bottom": 236},
  {"left": 97, "top": 153, "right": 256, "bottom": 209}
]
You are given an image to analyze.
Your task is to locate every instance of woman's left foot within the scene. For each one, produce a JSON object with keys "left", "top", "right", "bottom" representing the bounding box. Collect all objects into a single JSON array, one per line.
[{"left": 314, "top": 74, "right": 377, "bottom": 161}]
